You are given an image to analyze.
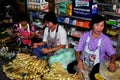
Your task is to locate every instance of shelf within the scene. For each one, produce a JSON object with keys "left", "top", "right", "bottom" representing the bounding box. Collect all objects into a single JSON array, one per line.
[
  {"left": 97, "top": 2, "right": 112, "bottom": 6},
  {"left": 28, "top": 9, "right": 48, "bottom": 13},
  {"left": 57, "top": 14, "right": 91, "bottom": 21},
  {"left": 58, "top": 22, "right": 90, "bottom": 29},
  {"left": 68, "top": 35, "right": 80, "bottom": 39},
  {"left": 28, "top": 2, "right": 41, "bottom": 5},
  {"left": 99, "top": 11, "right": 120, "bottom": 17}
]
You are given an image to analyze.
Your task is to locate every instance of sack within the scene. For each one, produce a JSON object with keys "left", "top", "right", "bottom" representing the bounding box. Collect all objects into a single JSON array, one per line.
[
  {"left": 99, "top": 61, "right": 120, "bottom": 80},
  {"left": 48, "top": 48, "right": 76, "bottom": 70}
]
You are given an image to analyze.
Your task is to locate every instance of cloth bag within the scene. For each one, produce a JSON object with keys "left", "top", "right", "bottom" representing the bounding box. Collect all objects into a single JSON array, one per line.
[{"left": 32, "top": 45, "right": 47, "bottom": 58}]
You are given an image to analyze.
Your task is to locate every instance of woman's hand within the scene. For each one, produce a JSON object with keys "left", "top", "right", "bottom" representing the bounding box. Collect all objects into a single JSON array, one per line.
[
  {"left": 41, "top": 48, "right": 51, "bottom": 54},
  {"left": 32, "top": 43, "right": 39, "bottom": 48},
  {"left": 77, "top": 60, "right": 84, "bottom": 72},
  {"left": 17, "top": 33, "right": 21, "bottom": 37},
  {"left": 108, "top": 54, "right": 117, "bottom": 72},
  {"left": 17, "top": 33, "right": 24, "bottom": 38},
  {"left": 30, "top": 32, "right": 35, "bottom": 38},
  {"left": 108, "top": 62, "right": 116, "bottom": 72}
]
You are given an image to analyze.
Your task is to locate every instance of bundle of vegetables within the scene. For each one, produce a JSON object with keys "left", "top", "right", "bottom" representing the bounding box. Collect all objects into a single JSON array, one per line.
[
  {"left": 43, "top": 62, "right": 84, "bottom": 80},
  {"left": 3, "top": 53, "right": 49, "bottom": 80},
  {"left": 3, "top": 53, "right": 83, "bottom": 80},
  {"left": 0, "top": 31, "right": 9, "bottom": 38},
  {"left": 0, "top": 26, "right": 10, "bottom": 38}
]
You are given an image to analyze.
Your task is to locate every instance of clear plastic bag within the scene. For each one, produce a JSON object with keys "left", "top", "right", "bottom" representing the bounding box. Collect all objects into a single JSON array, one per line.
[{"left": 99, "top": 61, "right": 120, "bottom": 80}]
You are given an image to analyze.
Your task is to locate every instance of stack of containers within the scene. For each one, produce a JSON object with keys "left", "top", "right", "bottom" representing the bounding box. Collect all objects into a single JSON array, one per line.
[
  {"left": 28, "top": 0, "right": 49, "bottom": 12},
  {"left": 66, "top": 0, "right": 72, "bottom": 16},
  {"left": 60, "top": 1, "right": 68, "bottom": 14}
]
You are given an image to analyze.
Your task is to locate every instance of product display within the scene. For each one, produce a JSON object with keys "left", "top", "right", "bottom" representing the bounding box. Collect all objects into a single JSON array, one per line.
[
  {"left": 28, "top": 0, "right": 49, "bottom": 12},
  {"left": 72, "top": 0, "right": 98, "bottom": 18}
]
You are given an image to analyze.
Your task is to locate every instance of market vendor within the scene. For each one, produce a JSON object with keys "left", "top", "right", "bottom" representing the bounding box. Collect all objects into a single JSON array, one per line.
[
  {"left": 9, "top": 12, "right": 41, "bottom": 47},
  {"left": 67, "top": 14, "right": 117, "bottom": 79},
  {"left": 32, "top": 11, "right": 67, "bottom": 58}
]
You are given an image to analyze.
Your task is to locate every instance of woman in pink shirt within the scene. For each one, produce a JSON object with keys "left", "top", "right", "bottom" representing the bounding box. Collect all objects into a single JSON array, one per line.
[{"left": 11, "top": 12, "right": 35, "bottom": 47}]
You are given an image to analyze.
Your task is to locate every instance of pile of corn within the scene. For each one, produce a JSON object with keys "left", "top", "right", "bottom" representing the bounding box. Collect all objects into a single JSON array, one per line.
[{"left": 3, "top": 53, "right": 84, "bottom": 80}]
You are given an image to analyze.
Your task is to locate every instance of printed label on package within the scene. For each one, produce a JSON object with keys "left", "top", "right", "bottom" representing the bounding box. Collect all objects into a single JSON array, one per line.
[
  {"left": 72, "top": 0, "right": 98, "bottom": 18},
  {"left": 75, "top": 0, "right": 90, "bottom": 7}
]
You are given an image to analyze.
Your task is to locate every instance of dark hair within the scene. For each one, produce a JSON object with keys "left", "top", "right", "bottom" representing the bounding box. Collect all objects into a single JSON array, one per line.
[
  {"left": 18, "top": 12, "right": 30, "bottom": 23},
  {"left": 43, "top": 11, "right": 57, "bottom": 24},
  {"left": 89, "top": 14, "right": 105, "bottom": 29}
]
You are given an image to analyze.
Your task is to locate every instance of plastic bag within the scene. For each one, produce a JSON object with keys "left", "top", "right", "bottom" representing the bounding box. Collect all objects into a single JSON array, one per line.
[
  {"left": 48, "top": 48, "right": 76, "bottom": 70},
  {"left": 99, "top": 61, "right": 120, "bottom": 80}
]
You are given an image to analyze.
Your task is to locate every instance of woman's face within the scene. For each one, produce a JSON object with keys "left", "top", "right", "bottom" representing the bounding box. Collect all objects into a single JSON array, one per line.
[
  {"left": 45, "top": 21, "right": 53, "bottom": 29},
  {"left": 20, "top": 20, "right": 27, "bottom": 26},
  {"left": 92, "top": 21, "right": 104, "bottom": 34}
]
